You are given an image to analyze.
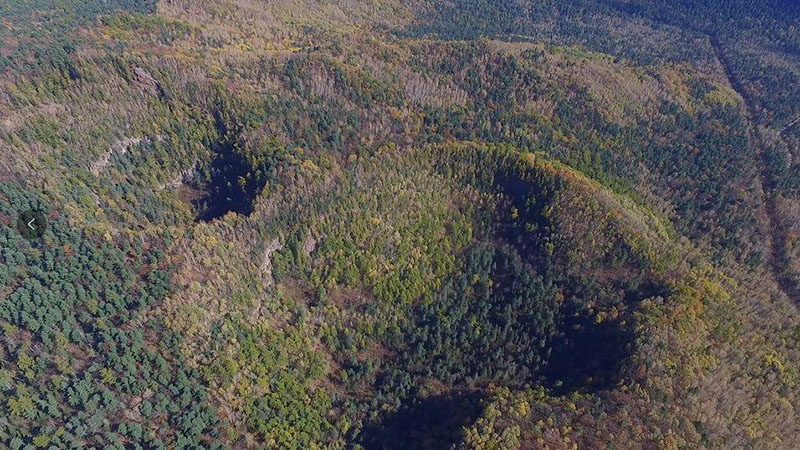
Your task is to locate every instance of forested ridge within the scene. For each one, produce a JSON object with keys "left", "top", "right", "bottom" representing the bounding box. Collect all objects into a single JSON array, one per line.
[{"left": 1, "top": 1, "right": 798, "bottom": 449}]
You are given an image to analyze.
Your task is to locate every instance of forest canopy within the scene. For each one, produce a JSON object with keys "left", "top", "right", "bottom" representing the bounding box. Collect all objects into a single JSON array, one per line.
[{"left": 1, "top": 0, "right": 798, "bottom": 449}]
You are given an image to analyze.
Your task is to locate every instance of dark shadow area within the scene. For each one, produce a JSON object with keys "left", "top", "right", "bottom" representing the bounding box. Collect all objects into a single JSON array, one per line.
[
  {"left": 357, "top": 392, "right": 485, "bottom": 450},
  {"left": 191, "top": 111, "right": 274, "bottom": 222},
  {"left": 542, "top": 307, "right": 634, "bottom": 394},
  {"left": 538, "top": 275, "right": 668, "bottom": 394},
  {"left": 491, "top": 167, "right": 561, "bottom": 272}
]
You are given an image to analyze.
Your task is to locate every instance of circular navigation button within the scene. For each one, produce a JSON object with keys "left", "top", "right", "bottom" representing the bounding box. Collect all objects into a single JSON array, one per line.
[{"left": 17, "top": 210, "right": 47, "bottom": 240}]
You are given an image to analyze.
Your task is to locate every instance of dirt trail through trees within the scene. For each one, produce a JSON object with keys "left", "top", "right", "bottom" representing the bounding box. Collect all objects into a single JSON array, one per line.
[{"left": 710, "top": 35, "right": 800, "bottom": 304}]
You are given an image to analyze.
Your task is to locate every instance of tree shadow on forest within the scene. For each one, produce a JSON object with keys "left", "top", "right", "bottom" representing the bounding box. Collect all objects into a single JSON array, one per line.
[
  {"left": 191, "top": 111, "right": 272, "bottom": 222},
  {"left": 357, "top": 392, "right": 486, "bottom": 450},
  {"left": 542, "top": 279, "right": 668, "bottom": 394},
  {"left": 542, "top": 312, "right": 634, "bottom": 394}
]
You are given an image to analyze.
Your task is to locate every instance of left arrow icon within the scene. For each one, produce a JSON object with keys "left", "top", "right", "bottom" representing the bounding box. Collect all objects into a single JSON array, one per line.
[{"left": 17, "top": 210, "right": 47, "bottom": 239}]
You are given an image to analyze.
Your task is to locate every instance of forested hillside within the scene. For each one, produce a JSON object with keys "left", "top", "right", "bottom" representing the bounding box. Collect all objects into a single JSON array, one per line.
[{"left": 1, "top": 1, "right": 798, "bottom": 448}]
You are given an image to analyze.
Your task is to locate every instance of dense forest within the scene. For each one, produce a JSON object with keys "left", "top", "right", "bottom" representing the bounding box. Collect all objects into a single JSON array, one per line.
[{"left": 1, "top": 0, "right": 798, "bottom": 448}]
